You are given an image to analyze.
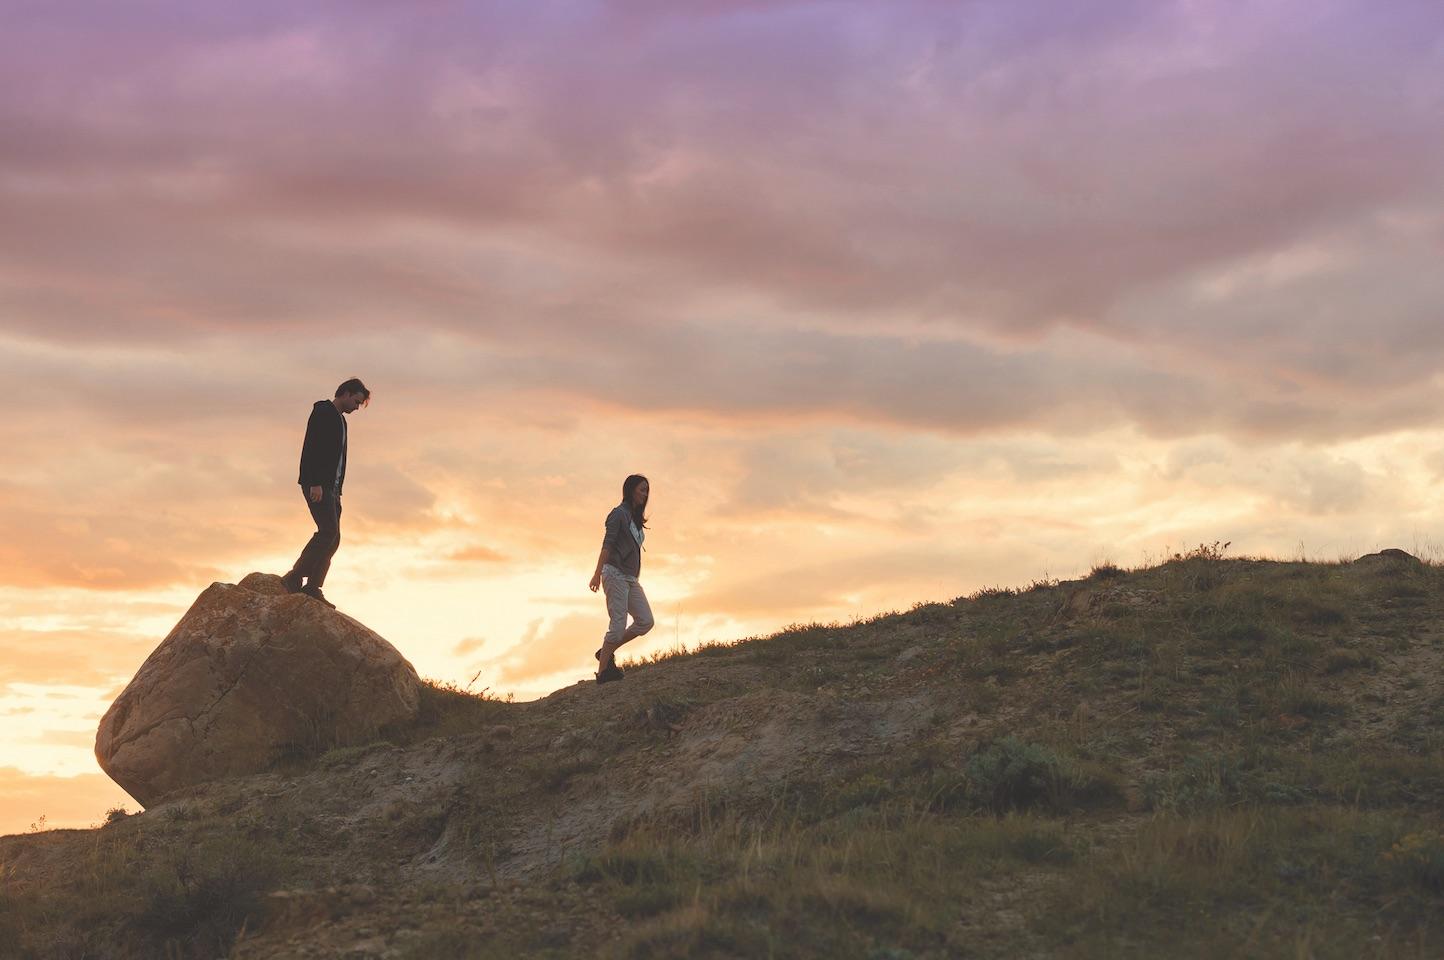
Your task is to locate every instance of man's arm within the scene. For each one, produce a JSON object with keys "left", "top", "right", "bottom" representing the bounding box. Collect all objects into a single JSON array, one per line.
[{"left": 298, "top": 406, "right": 341, "bottom": 499}]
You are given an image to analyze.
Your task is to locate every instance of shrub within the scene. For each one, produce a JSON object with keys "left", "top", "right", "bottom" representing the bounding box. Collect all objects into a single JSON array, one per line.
[
  {"left": 963, "top": 738, "right": 1122, "bottom": 814},
  {"left": 132, "top": 833, "right": 282, "bottom": 957},
  {"left": 1089, "top": 562, "right": 1125, "bottom": 580},
  {"left": 1269, "top": 675, "right": 1345, "bottom": 719},
  {"left": 1167, "top": 541, "right": 1232, "bottom": 591},
  {"left": 834, "top": 774, "right": 895, "bottom": 813},
  {"left": 637, "top": 696, "right": 692, "bottom": 733},
  {"left": 1312, "top": 750, "right": 1444, "bottom": 807},
  {"left": 744, "top": 623, "right": 839, "bottom": 663},
  {"left": 409, "top": 679, "right": 512, "bottom": 741},
  {"left": 1380, "top": 831, "right": 1444, "bottom": 892},
  {"left": 1322, "top": 648, "right": 1377, "bottom": 675},
  {"left": 396, "top": 929, "right": 512, "bottom": 959},
  {"left": 1172, "top": 541, "right": 1231, "bottom": 562},
  {"left": 1142, "top": 752, "right": 1311, "bottom": 813},
  {"left": 967, "top": 585, "right": 1018, "bottom": 602}
]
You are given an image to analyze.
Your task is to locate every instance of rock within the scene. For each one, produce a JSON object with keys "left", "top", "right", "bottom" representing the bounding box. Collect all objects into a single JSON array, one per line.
[
  {"left": 1061, "top": 587, "right": 1098, "bottom": 618},
  {"left": 1352, "top": 549, "right": 1424, "bottom": 573},
  {"left": 538, "top": 922, "right": 572, "bottom": 947},
  {"left": 96, "top": 573, "right": 421, "bottom": 806},
  {"left": 548, "top": 730, "right": 580, "bottom": 751}
]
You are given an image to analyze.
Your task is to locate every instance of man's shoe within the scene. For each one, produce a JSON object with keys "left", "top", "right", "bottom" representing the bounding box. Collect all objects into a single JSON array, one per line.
[
  {"left": 596, "top": 663, "right": 624, "bottom": 684},
  {"left": 280, "top": 572, "right": 304, "bottom": 594},
  {"left": 302, "top": 585, "right": 336, "bottom": 609}
]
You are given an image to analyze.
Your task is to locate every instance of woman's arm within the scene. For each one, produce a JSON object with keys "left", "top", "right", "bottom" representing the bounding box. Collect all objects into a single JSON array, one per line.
[
  {"left": 592, "top": 507, "right": 626, "bottom": 591},
  {"left": 589, "top": 547, "right": 610, "bottom": 592}
]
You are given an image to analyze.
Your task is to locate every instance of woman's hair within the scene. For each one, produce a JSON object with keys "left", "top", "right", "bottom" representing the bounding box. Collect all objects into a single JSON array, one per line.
[{"left": 622, "top": 474, "right": 649, "bottom": 529}]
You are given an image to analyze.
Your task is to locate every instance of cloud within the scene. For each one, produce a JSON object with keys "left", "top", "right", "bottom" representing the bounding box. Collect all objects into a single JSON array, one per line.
[
  {"left": 0, "top": 464, "right": 237, "bottom": 591},
  {"left": 348, "top": 461, "right": 437, "bottom": 529},
  {"left": 715, "top": 428, "right": 1123, "bottom": 520},
  {"left": 450, "top": 636, "right": 488, "bottom": 657},
  {"left": 0, "top": 628, "right": 154, "bottom": 687},
  {"left": 481, "top": 613, "right": 600, "bottom": 685},
  {"left": 446, "top": 545, "right": 506, "bottom": 564},
  {"left": 677, "top": 544, "right": 1052, "bottom": 618},
  {"left": 0, "top": 769, "right": 134, "bottom": 836},
  {"left": 1, "top": 0, "right": 1441, "bottom": 439},
  {"left": 1162, "top": 439, "right": 1382, "bottom": 516},
  {"left": 513, "top": 320, "right": 1444, "bottom": 444}
]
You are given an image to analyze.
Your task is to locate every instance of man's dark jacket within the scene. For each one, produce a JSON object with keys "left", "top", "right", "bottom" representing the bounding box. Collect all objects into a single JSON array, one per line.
[{"left": 297, "top": 400, "right": 347, "bottom": 495}]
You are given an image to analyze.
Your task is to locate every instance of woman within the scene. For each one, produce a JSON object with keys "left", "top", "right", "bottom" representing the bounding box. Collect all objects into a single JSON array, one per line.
[{"left": 588, "top": 474, "right": 655, "bottom": 683}]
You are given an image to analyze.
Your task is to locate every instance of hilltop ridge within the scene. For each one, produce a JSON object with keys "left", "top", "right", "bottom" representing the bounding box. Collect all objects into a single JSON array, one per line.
[{"left": 2, "top": 548, "right": 1442, "bottom": 958}]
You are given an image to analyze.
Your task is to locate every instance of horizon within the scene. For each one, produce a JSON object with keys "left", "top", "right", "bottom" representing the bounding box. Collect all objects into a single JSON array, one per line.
[{"left": 5, "top": 0, "right": 1444, "bottom": 834}]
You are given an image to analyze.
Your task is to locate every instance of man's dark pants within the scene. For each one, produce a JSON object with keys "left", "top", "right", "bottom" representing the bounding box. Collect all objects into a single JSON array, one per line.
[{"left": 289, "top": 487, "right": 342, "bottom": 589}]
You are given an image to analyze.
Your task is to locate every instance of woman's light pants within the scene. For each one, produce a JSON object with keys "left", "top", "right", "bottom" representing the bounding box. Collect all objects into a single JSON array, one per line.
[{"left": 602, "top": 566, "right": 654, "bottom": 647}]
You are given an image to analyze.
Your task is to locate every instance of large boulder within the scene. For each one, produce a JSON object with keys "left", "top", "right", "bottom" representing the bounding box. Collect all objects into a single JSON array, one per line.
[{"left": 96, "top": 573, "right": 421, "bottom": 806}]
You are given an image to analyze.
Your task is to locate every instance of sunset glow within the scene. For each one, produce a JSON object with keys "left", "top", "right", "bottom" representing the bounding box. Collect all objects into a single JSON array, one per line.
[{"left": 4, "top": 0, "right": 1444, "bottom": 834}]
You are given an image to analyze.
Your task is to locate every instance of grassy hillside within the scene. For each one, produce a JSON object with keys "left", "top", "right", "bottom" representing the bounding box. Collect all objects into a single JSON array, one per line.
[{"left": 2, "top": 547, "right": 1442, "bottom": 959}]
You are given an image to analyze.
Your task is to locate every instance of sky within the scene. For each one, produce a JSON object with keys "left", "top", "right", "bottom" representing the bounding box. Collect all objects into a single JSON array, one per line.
[{"left": 3, "top": 0, "right": 1444, "bottom": 834}]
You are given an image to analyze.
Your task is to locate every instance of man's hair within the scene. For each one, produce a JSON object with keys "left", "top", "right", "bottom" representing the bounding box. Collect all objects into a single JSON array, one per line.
[{"left": 335, "top": 378, "right": 371, "bottom": 405}]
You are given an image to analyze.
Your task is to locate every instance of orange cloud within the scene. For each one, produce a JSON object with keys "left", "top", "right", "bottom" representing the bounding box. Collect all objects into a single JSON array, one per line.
[
  {"left": 447, "top": 545, "right": 506, "bottom": 564},
  {"left": 0, "top": 769, "right": 133, "bottom": 837},
  {"left": 483, "top": 614, "right": 601, "bottom": 686},
  {"left": 0, "top": 628, "right": 154, "bottom": 687}
]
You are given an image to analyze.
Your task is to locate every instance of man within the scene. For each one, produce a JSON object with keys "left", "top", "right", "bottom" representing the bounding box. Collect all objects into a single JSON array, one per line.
[{"left": 281, "top": 378, "right": 370, "bottom": 607}]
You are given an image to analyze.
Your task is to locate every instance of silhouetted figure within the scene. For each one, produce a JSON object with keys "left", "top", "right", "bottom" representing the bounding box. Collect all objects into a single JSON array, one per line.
[
  {"left": 588, "top": 474, "right": 655, "bottom": 683},
  {"left": 281, "top": 378, "right": 370, "bottom": 608}
]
